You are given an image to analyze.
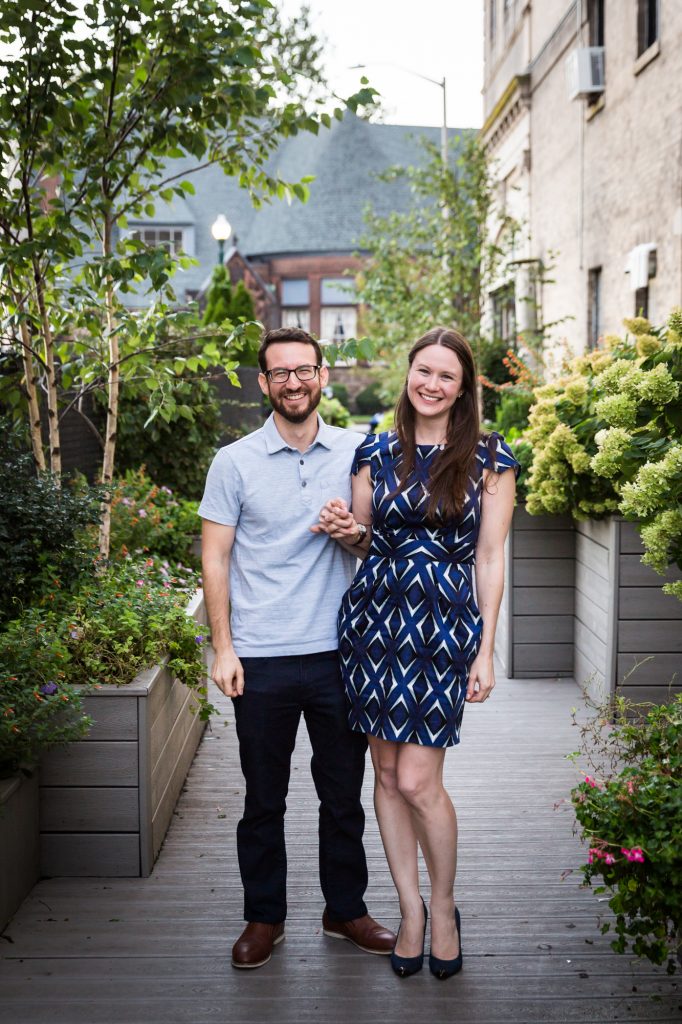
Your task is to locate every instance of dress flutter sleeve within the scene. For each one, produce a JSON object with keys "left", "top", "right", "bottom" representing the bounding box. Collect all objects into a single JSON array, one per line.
[
  {"left": 478, "top": 431, "right": 521, "bottom": 479},
  {"left": 351, "top": 433, "right": 382, "bottom": 477}
]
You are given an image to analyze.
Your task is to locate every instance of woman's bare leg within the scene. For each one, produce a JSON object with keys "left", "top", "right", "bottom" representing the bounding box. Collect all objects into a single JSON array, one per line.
[{"left": 367, "top": 736, "right": 424, "bottom": 956}]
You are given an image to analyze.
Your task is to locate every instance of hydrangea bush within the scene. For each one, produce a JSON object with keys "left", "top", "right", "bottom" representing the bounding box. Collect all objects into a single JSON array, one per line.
[
  {"left": 525, "top": 309, "right": 682, "bottom": 597},
  {"left": 570, "top": 693, "right": 682, "bottom": 972}
]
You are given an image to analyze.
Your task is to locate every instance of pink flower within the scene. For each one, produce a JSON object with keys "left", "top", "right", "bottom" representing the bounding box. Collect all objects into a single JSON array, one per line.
[
  {"left": 584, "top": 775, "right": 600, "bottom": 789},
  {"left": 621, "top": 847, "right": 646, "bottom": 863},
  {"left": 121, "top": 497, "right": 133, "bottom": 506},
  {"left": 626, "top": 778, "right": 637, "bottom": 795},
  {"left": 136, "top": 580, "right": 144, "bottom": 587},
  {"left": 604, "top": 854, "right": 616, "bottom": 865},
  {"left": 588, "top": 847, "right": 604, "bottom": 863},
  {"left": 138, "top": 509, "right": 147, "bottom": 518}
]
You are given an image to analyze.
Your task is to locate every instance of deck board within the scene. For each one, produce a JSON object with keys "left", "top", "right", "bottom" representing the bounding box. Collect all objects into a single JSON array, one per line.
[{"left": 1, "top": 666, "right": 679, "bottom": 1024}]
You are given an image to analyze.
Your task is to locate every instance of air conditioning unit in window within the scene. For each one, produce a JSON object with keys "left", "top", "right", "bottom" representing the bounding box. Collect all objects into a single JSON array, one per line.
[{"left": 565, "top": 46, "right": 605, "bottom": 101}]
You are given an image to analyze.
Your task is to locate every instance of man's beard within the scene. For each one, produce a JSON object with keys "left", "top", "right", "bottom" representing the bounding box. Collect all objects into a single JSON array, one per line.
[{"left": 268, "top": 383, "right": 322, "bottom": 424}]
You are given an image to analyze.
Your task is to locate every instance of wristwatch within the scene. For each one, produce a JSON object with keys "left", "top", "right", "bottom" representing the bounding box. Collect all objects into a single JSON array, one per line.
[{"left": 353, "top": 522, "right": 368, "bottom": 545}]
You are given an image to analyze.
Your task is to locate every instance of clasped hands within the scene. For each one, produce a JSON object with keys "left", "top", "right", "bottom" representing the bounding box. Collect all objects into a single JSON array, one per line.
[{"left": 310, "top": 498, "right": 359, "bottom": 542}]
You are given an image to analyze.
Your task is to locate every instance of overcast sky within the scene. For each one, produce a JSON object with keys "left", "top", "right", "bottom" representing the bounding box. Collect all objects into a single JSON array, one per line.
[{"left": 278, "top": 0, "right": 485, "bottom": 130}]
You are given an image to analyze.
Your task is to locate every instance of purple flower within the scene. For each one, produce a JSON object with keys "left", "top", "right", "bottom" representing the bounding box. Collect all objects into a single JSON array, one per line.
[
  {"left": 138, "top": 509, "right": 147, "bottom": 518},
  {"left": 40, "top": 682, "right": 58, "bottom": 696},
  {"left": 194, "top": 635, "right": 205, "bottom": 645}
]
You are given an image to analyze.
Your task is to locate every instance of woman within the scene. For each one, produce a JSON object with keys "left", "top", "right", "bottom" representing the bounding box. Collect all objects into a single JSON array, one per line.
[{"left": 315, "top": 327, "right": 518, "bottom": 979}]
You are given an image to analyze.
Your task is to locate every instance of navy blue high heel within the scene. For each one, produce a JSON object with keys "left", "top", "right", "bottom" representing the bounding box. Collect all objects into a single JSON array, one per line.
[
  {"left": 429, "top": 905, "right": 462, "bottom": 979},
  {"left": 390, "top": 897, "right": 427, "bottom": 978}
]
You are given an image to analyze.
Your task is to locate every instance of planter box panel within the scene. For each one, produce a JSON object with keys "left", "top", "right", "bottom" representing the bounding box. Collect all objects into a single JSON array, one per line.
[
  {"left": 574, "top": 618, "right": 607, "bottom": 673},
  {"left": 82, "top": 695, "right": 138, "bottom": 741},
  {"left": 512, "top": 643, "right": 573, "bottom": 673},
  {"left": 617, "top": 653, "right": 681, "bottom": 688},
  {"left": 575, "top": 533, "right": 609, "bottom": 578},
  {"left": 514, "top": 558, "right": 574, "bottom": 587},
  {"left": 573, "top": 590, "right": 609, "bottom": 638},
  {"left": 614, "top": 683, "right": 681, "bottom": 705},
  {"left": 514, "top": 615, "right": 574, "bottom": 644},
  {"left": 620, "top": 554, "right": 682, "bottom": 587},
  {"left": 40, "top": 787, "right": 138, "bottom": 832},
  {"left": 620, "top": 619, "right": 682, "bottom": 653},
  {"left": 149, "top": 674, "right": 195, "bottom": 767},
  {"left": 41, "top": 742, "right": 138, "bottom": 787},
  {"left": 513, "top": 507, "right": 573, "bottom": 531},
  {"left": 575, "top": 517, "right": 612, "bottom": 546},
  {"left": 512, "top": 587, "right": 574, "bottom": 615},
  {"left": 151, "top": 712, "right": 204, "bottom": 863},
  {"left": 574, "top": 648, "right": 607, "bottom": 704},
  {"left": 575, "top": 560, "right": 610, "bottom": 613},
  {"left": 0, "top": 774, "right": 39, "bottom": 931},
  {"left": 513, "top": 531, "right": 576, "bottom": 558},
  {"left": 620, "top": 586, "right": 682, "bottom": 620},
  {"left": 620, "top": 522, "right": 644, "bottom": 554},
  {"left": 41, "top": 833, "right": 139, "bottom": 877},
  {"left": 150, "top": 690, "right": 202, "bottom": 811}
]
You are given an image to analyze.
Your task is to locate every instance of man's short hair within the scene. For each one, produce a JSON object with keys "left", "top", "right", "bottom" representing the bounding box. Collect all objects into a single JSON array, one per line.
[{"left": 258, "top": 327, "right": 323, "bottom": 372}]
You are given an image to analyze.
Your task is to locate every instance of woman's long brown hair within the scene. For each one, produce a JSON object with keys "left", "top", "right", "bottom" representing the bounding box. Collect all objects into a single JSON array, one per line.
[{"left": 393, "top": 326, "right": 483, "bottom": 522}]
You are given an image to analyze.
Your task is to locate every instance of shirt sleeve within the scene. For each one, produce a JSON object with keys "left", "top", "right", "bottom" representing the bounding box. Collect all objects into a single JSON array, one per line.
[
  {"left": 351, "top": 433, "right": 381, "bottom": 477},
  {"left": 197, "top": 447, "right": 242, "bottom": 526},
  {"left": 479, "top": 432, "right": 521, "bottom": 479}
]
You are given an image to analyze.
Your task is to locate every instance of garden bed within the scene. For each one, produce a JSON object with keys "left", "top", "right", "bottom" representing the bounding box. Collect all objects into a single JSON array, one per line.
[{"left": 39, "top": 590, "right": 208, "bottom": 877}]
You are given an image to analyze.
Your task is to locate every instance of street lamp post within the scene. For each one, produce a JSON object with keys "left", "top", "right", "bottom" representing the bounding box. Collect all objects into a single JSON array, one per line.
[
  {"left": 211, "top": 213, "right": 232, "bottom": 266},
  {"left": 350, "top": 62, "right": 448, "bottom": 168}
]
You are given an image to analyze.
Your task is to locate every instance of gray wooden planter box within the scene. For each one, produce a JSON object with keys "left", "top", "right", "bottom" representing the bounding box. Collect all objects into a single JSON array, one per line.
[
  {"left": 0, "top": 772, "right": 40, "bottom": 930},
  {"left": 497, "top": 505, "right": 575, "bottom": 678},
  {"left": 39, "top": 590, "right": 208, "bottom": 877},
  {"left": 574, "top": 519, "right": 682, "bottom": 705}
]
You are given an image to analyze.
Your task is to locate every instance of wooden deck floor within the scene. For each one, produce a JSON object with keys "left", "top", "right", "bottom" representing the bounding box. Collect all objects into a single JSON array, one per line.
[{"left": 1, "top": 669, "right": 680, "bottom": 1023}]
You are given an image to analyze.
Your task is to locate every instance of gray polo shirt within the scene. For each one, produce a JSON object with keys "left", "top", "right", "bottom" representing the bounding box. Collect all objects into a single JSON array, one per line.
[{"left": 198, "top": 413, "right": 362, "bottom": 657}]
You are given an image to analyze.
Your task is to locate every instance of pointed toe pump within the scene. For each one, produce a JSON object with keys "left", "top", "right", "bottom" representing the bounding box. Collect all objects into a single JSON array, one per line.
[
  {"left": 429, "top": 905, "right": 463, "bottom": 980},
  {"left": 390, "top": 897, "right": 427, "bottom": 978}
]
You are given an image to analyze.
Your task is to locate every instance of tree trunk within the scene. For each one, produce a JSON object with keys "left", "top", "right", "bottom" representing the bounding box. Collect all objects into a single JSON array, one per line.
[
  {"left": 32, "top": 262, "right": 61, "bottom": 480},
  {"left": 19, "top": 319, "right": 46, "bottom": 472},
  {"left": 98, "top": 214, "right": 119, "bottom": 559}
]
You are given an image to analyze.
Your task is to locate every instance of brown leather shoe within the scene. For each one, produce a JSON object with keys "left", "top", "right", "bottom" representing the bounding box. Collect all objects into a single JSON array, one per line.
[
  {"left": 322, "top": 910, "right": 395, "bottom": 955},
  {"left": 231, "top": 921, "right": 285, "bottom": 969}
]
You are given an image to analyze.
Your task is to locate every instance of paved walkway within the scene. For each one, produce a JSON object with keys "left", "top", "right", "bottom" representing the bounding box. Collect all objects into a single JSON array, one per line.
[{"left": 1, "top": 669, "right": 679, "bottom": 1023}]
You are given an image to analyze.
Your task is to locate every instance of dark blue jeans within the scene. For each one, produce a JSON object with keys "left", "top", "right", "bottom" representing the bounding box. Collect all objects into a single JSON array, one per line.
[{"left": 233, "top": 650, "right": 369, "bottom": 924}]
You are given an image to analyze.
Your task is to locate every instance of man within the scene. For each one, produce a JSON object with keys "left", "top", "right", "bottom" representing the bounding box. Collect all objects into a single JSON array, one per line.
[{"left": 199, "top": 326, "right": 394, "bottom": 969}]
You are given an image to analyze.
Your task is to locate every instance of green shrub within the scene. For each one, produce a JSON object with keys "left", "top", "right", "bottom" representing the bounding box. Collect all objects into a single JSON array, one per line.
[
  {"left": 570, "top": 692, "right": 682, "bottom": 972},
  {"left": 108, "top": 468, "right": 199, "bottom": 568},
  {"left": 115, "top": 379, "right": 222, "bottom": 500},
  {"left": 0, "top": 423, "right": 101, "bottom": 624},
  {"left": 355, "top": 380, "right": 385, "bottom": 415},
  {"left": 0, "top": 609, "right": 91, "bottom": 776},
  {"left": 318, "top": 395, "right": 351, "bottom": 428},
  {"left": 493, "top": 391, "right": 534, "bottom": 434},
  {"left": 330, "top": 382, "right": 350, "bottom": 408},
  {"left": 525, "top": 310, "right": 682, "bottom": 596},
  {"left": 478, "top": 335, "right": 510, "bottom": 420}
]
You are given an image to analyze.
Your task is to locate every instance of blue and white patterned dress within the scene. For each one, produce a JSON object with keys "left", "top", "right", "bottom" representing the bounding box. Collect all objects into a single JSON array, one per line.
[{"left": 338, "top": 431, "right": 520, "bottom": 748}]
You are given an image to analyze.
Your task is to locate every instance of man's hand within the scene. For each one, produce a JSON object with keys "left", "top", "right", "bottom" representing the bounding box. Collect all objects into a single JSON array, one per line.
[
  {"left": 211, "top": 647, "right": 245, "bottom": 698},
  {"left": 310, "top": 498, "right": 359, "bottom": 541}
]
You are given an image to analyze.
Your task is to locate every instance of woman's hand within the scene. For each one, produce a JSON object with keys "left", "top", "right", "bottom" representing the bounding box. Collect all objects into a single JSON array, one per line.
[
  {"left": 310, "top": 498, "right": 359, "bottom": 541},
  {"left": 465, "top": 651, "right": 495, "bottom": 703}
]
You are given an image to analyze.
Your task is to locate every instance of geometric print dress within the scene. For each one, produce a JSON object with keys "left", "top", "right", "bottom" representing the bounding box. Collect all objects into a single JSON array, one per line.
[{"left": 338, "top": 431, "right": 520, "bottom": 748}]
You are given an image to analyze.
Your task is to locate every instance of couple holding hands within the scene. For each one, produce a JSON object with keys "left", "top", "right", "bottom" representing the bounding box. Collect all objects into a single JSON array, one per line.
[{"left": 199, "top": 325, "right": 518, "bottom": 978}]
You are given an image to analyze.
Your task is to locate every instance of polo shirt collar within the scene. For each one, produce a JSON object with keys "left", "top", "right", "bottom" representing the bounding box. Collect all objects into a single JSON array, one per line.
[{"left": 263, "top": 412, "right": 333, "bottom": 454}]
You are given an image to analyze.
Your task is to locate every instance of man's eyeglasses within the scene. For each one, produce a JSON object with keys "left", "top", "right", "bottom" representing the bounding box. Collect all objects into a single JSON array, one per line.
[{"left": 264, "top": 365, "right": 321, "bottom": 384}]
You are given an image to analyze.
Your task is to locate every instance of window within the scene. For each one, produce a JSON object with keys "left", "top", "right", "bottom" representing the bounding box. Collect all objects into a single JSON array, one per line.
[
  {"left": 130, "top": 226, "right": 187, "bottom": 254},
  {"left": 588, "top": 0, "right": 605, "bottom": 46},
  {"left": 634, "top": 286, "right": 649, "bottom": 319},
  {"left": 587, "top": 267, "right": 602, "bottom": 349},
  {"left": 637, "top": 0, "right": 659, "bottom": 55},
  {"left": 321, "top": 277, "right": 356, "bottom": 305},
  {"left": 491, "top": 284, "right": 516, "bottom": 345},
  {"left": 281, "top": 278, "right": 310, "bottom": 306},
  {"left": 320, "top": 307, "right": 357, "bottom": 343},
  {"left": 281, "top": 308, "right": 311, "bottom": 331},
  {"left": 489, "top": 0, "right": 496, "bottom": 45}
]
